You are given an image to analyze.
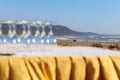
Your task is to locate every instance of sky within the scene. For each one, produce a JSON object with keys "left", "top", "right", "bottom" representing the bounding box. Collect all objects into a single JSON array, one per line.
[{"left": 0, "top": 0, "right": 120, "bottom": 34}]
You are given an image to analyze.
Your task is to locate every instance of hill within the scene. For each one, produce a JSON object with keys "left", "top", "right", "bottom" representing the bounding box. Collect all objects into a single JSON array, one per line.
[{"left": 52, "top": 25, "right": 99, "bottom": 36}]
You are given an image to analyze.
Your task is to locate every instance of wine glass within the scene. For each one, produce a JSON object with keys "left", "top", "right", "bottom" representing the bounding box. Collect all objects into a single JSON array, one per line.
[
  {"left": 40, "top": 23, "right": 47, "bottom": 44},
  {"left": 46, "top": 22, "right": 57, "bottom": 44}
]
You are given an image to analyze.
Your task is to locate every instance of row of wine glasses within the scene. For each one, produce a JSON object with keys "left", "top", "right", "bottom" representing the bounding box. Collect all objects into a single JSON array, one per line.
[{"left": 0, "top": 20, "right": 57, "bottom": 45}]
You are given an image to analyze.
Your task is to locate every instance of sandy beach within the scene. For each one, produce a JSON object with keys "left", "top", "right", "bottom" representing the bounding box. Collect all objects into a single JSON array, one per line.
[
  {"left": 17, "top": 46, "right": 120, "bottom": 56},
  {"left": 0, "top": 45, "right": 119, "bottom": 56}
]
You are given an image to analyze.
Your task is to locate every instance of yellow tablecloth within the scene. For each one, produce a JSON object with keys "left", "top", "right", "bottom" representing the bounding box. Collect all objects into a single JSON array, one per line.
[{"left": 0, "top": 56, "right": 119, "bottom": 80}]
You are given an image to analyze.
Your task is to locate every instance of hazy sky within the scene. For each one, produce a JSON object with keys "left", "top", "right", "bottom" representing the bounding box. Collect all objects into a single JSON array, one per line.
[{"left": 0, "top": 0, "right": 120, "bottom": 34}]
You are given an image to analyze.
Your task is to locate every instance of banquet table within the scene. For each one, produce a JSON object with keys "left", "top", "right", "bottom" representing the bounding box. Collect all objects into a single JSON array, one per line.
[{"left": 0, "top": 56, "right": 120, "bottom": 80}]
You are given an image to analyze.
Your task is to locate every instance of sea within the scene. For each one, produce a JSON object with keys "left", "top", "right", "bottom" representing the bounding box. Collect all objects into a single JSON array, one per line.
[{"left": 67, "top": 37, "right": 120, "bottom": 42}]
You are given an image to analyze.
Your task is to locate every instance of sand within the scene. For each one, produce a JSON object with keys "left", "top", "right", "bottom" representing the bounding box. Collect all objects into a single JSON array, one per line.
[{"left": 3, "top": 46, "right": 120, "bottom": 56}]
